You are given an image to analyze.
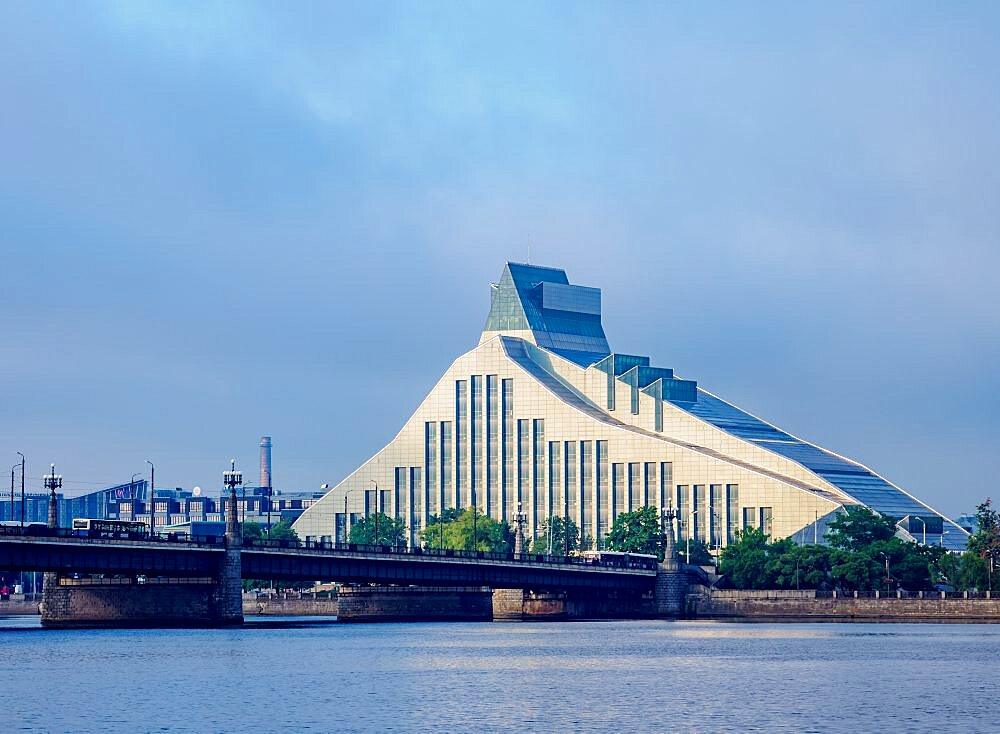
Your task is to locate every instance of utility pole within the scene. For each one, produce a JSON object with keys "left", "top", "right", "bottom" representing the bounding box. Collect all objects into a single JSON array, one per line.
[{"left": 9, "top": 465, "right": 15, "bottom": 522}]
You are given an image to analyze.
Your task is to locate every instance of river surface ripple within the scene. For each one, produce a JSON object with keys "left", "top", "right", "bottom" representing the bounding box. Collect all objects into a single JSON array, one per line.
[{"left": 2, "top": 616, "right": 998, "bottom": 733}]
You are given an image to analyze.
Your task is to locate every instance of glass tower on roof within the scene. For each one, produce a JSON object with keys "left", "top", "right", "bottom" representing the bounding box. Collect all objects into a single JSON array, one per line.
[{"left": 295, "top": 262, "right": 967, "bottom": 552}]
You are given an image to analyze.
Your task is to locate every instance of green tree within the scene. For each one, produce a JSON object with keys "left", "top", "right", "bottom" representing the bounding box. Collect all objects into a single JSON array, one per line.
[
  {"left": 718, "top": 527, "right": 775, "bottom": 589},
  {"left": 267, "top": 519, "right": 299, "bottom": 542},
  {"left": 966, "top": 499, "right": 1000, "bottom": 590},
  {"left": 957, "top": 552, "right": 990, "bottom": 591},
  {"left": 531, "top": 516, "right": 582, "bottom": 555},
  {"left": 829, "top": 549, "right": 884, "bottom": 591},
  {"left": 418, "top": 507, "right": 509, "bottom": 552},
  {"left": 349, "top": 512, "right": 407, "bottom": 547},
  {"left": 825, "top": 507, "right": 897, "bottom": 552},
  {"left": 241, "top": 522, "right": 265, "bottom": 541},
  {"left": 677, "top": 538, "right": 713, "bottom": 566},
  {"left": 765, "top": 543, "right": 834, "bottom": 590},
  {"left": 605, "top": 507, "right": 665, "bottom": 559}
]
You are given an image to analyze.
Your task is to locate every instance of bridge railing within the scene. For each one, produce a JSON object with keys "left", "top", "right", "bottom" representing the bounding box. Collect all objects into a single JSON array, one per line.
[
  {"left": 0, "top": 524, "right": 222, "bottom": 547},
  {"left": 241, "top": 538, "right": 659, "bottom": 571},
  {"left": 0, "top": 525, "right": 659, "bottom": 571}
]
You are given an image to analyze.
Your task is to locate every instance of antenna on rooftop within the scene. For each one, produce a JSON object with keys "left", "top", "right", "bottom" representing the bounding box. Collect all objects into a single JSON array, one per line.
[{"left": 527, "top": 233, "right": 532, "bottom": 264}]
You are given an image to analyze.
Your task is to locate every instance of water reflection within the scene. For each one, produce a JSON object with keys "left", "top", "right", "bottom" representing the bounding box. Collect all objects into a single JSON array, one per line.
[{"left": 1, "top": 618, "right": 998, "bottom": 733}]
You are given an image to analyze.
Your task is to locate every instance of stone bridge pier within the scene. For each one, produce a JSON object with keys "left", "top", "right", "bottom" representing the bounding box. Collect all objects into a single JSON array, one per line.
[{"left": 40, "top": 490, "right": 245, "bottom": 629}]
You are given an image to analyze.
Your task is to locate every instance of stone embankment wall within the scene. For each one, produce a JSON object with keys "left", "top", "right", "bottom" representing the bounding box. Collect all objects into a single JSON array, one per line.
[
  {"left": 337, "top": 586, "right": 493, "bottom": 622},
  {"left": 41, "top": 578, "right": 219, "bottom": 628},
  {"left": 494, "top": 589, "right": 656, "bottom": 621},
  {"left": 0, "top": 596, "right": 41, "bottom": 615},
  {"left": 244, "top": 593, "right": 338, "bottom": 616},
  {"left": 688, "top": 587, "right": 1000, "bottom": 621}
]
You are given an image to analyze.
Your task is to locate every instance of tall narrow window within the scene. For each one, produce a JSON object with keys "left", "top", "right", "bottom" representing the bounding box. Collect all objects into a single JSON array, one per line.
[
  {"left": 760, "top": 507, "right": 773, "bottom": 537},
  {"left": 709, "top": 484, "right": 722, "bottom": 549},
  {"left": 580, "top": 440, "right": 592, "bottom": 538},
  {"left": 565, "top": 441, "right": 577, "bottom": 527},
  {"left": 628, "top": 462, "right": 641, "bottom": 512},
  {"left": 677, "top": 485, "right": 690, "bottom": 541},
  {"left": 532, "top": 419, "right": 545, "bottom": 537},
  {"left": 660, "top": 462, "right": 673, "bottom": 514},
  {"left": 726, "top": 484, "right": 739, "bottom": 544},
  {"left": 394, "top": 467, "right": 406, "bottom": 520},
  {"left": 596, "top": 441, "right": 608, "bottom": 542},
  {"left": 743, "top": 507, "right": 757, "bottom": 530},
  {"left": 410, "top": 466, "right": 423, "bottom": 545},
  {"left": 518, "top": 419, "right": 530, "bottom": 508},
  {"left": 693, "top": 485, "right": 707, "bottom": 541},
  {"left": 502, "top": 379, "right": 515, "bottom": 522},
  {"left": 486, "top": 375, "right": 498, "bottom": 519},
  {"left": 425, "top": 422, "right": 438, "bottom": 517},
  {"left": 549, "top": 441, "right": 563, "bottom": 525},
  {"left": 440, "top": 421, "right": 452, "bottom": 513},
  {"left": 455, "top": 380, "right": 467, "bottom": 509},
  {"left": 612, "top": 463, "right": 624, "bottom": 526},
  {"left": 644, "top": 462, "right": 656, "bottom": 510},
  {"left": 470, "top": 375, "right": 483, "bottom": 512}
]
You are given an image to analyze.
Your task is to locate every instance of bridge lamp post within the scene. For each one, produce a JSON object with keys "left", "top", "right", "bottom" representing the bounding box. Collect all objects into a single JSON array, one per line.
[
  {"left": 223, "top": 459, "right": 243, "bottom": 530},
  {"left": 660, "top": 506, "right": 676, "bottom": 559},
  {"left": 513, "top": 502, "right": 526, "bottom": 556},
  {"left": 43, "top": 463, "right": 62, "bottom": 527}
]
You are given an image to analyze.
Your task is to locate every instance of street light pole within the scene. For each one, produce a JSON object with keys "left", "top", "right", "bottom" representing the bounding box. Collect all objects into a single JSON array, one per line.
[
  {"left": 9, "top": 465, "right": 16, "bottom": 523},
  {"left": 145, "top": 460, "right": 155, "bottom": 536},
  {"left": 471, "top": 486, "right": 477, "bottom": 552},
  {"left": 17, "top": 452, "right": 25, "bottom": 527},
  {"left": 914, "top": 516, "right": 926, "bottom": 546}
]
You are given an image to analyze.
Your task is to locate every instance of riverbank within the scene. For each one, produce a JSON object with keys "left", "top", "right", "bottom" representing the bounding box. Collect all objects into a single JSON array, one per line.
[{"left": 687, "top": 587, "right": 1000, "bottom": 621}]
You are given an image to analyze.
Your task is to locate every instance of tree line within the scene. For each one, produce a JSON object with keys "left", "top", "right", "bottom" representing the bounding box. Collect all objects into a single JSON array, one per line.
[{"left": 344, "top": 498, "right": 1000, "bottom": 593}]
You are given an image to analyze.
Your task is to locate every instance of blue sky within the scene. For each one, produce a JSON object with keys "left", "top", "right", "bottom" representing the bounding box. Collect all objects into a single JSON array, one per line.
[{"left": 1, "top": 2, "right": 997, "bottom": 517}]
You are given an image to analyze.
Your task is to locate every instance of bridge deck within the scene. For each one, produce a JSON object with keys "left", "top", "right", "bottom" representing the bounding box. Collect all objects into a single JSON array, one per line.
[{"left": 0, "top": 533, "right": 657, "bottom": 590}]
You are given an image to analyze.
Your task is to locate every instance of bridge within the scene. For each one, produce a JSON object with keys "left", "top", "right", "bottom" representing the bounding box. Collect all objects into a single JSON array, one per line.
[
  {"left": 0, "top": 530, "right": 657, "bottom": 590},
  {"left": 0, "top": 525, "right": 687, "bottom": 627}
]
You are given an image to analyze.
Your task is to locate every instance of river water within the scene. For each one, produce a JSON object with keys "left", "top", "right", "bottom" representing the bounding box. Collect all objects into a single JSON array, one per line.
[{"left": 1, "top": 616, "right": 998, "bottom": 733}]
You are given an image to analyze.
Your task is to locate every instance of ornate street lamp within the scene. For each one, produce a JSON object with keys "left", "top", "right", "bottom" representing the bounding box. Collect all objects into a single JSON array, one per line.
[
  {"left": 514, "top": 502, "right": 526, "bottom": 556},
  {"left": 223, "top": 459, "right": 243, "bottom": 535},
  {"left": 43, "top": 463, "right": 62, "bottom": 528}
]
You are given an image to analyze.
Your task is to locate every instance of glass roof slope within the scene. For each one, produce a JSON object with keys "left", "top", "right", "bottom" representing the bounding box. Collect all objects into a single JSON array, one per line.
[
  {"left": 501, "top": 337, "right": 850, "bottom": 507},
  {"left": 669, "top": 390, "right": 968, "bottom": 549}
]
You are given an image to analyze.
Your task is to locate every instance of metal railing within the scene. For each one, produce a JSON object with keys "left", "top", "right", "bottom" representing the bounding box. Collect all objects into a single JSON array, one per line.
[
  {"left": 0, "top": 525, "right": 659, "bottom": 571},
  {"left": 240, "top": 538, "right": 660, "bottom": 571},
  {"left": 814, "top": 589, "right": 995, "bottom": 600}
]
